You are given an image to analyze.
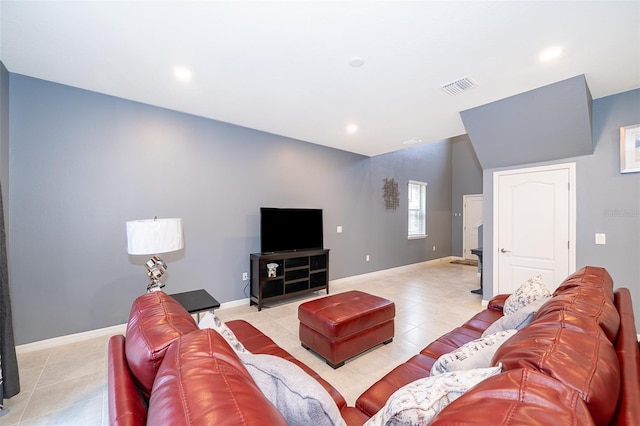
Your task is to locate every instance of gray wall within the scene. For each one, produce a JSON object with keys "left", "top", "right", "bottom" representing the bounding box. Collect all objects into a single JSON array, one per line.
[
  {"left": 481, "top": 88, "right": 640, "bottom": 328},
  {"left": 462, "top": 75, "right": 594, "bottom": 169},
  {"left": 451, "top": 134, "right": 483, "bottom": 256},
  {"left": 7, "top": 74, "right": 456, "bottom": 344}
]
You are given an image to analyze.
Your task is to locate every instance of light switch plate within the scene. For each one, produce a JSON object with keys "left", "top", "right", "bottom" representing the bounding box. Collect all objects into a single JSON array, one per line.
[
  {"left": 595, "top": 233, "right": 606, "bottom": 245},
  {"left": 337, "top": 226, "right": 343, "bottom": 233}
]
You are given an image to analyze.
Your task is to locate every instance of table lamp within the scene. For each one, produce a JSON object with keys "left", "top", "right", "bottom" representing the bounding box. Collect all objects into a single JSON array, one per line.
[{"left": 126, "top": 217, "right": 184, "bottom": 292}]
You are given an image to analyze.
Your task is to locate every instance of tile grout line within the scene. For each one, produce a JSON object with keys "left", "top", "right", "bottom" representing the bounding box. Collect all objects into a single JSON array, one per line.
[{"left": 16, "top": 349, "right": 53, "bottom": 425}]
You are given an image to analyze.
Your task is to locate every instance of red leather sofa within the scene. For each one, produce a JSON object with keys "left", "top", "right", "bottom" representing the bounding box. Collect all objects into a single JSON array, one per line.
[{"left": 108, "top": 266, "right": 639, "bottom": 425}]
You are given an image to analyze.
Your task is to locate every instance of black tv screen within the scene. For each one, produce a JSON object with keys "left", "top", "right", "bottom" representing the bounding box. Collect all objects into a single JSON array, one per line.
[{"left": 260, "top": 207, "right": 323, "bottom": 253}]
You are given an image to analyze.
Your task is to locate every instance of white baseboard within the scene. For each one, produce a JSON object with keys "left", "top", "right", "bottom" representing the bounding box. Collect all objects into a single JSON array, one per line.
[
  {"left": 14, "top": 259, "right": 464, "bottom": 353},
  {"left": 16, "top": 298, "right": 253, "bottom": 354},
  {"left": 17, "top": 323, "right": 127, "bottom": 354},
  {"left": 220, "top": 297, "right": 249, "bottom": 310}
]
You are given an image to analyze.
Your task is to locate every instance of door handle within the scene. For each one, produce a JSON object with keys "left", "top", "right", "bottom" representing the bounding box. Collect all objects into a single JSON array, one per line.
[{"left": 500, "top": 248, "right": 511, "bottom": 253}]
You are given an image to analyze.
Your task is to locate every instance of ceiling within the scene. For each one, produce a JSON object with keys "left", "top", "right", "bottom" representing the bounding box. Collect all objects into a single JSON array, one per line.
[{"left": 1, "top": 1, "right": 639, "bottom": 157}]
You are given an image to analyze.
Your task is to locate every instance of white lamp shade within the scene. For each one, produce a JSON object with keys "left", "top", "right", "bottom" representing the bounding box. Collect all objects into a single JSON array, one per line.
[{"left": 126, "top": 218, "right": 184, "bottom": 255}]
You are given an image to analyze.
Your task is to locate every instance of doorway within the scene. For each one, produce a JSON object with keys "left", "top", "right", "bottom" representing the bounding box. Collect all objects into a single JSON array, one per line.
[
  {"left": 493, "top": 163, "right": 576, "bottom": 294},
  {"left": 463, "top": 194, "right": 483, "bottom": 260}
]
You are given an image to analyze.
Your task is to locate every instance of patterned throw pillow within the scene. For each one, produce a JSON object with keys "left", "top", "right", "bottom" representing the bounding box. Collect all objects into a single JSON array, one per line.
[
  {"left": 364, "top": 365, "right": 502, "bottom": 426},
  {"left": 503, "top": 275, "right": 551, "bottom": 315},
  {"left": 430, "top": 330, "right": 516, "bottom": 376},
  {"left": 198, "top": 311, "right": 248, "bottom": 353}
]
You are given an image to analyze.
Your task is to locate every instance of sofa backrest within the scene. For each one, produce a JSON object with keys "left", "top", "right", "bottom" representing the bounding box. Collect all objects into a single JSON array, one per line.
[
  {"left": 429, "top": 368, "right": 595, "bottom": 425},
  {"left": 147, "top": 328, "right": 287, "bottom": 426},
  {"left": 492, "top": 266, "right": 621, "bottom": 425},
  {"left": 124, "top": 291, "right": 198, "bottom": 397},
  {"left": 541, "top": 266, "right": 619, "bottom": 341},
  {"left": 493, "top": 313, "right": 619, "bottom": 424}
]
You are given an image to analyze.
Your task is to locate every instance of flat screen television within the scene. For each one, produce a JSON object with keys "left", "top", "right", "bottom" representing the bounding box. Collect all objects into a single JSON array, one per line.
[{"left": 260, "top": 207, "right": 323, "bottom": 253}]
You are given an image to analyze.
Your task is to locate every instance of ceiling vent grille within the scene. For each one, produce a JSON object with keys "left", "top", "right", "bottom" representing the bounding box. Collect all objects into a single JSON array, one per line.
[{"left": 441, "top": 77, "right": 478, "bottom": 96}]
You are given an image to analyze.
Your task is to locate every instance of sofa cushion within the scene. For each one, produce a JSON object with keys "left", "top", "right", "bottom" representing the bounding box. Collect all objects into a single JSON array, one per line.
[
  {"left": 364, "top": 365, "right": 502, "bottom": 426},
  {"left": 239, "top": 352, "right": 346, "bottom": 426},
  {"left": 430, "top": 330, "right": 516, "bottom": 376},
  {"left": 355, "top": 354, "right": 435, "bottom": 417},
  {"left": 461, "top": 308, "right": 503, "bottom": 333},
  {"left": 420, "top": 326, "right": 482, "bottom": 360},
  {"left": 493, "top": 315, "right": 620, "bottom": 425},
  {"left": 124, "top": 291, "right": 198, "bottom": 397},
  {"left": 503, "top": 274, "right": 551, "bottom": 315},
  {"left": 429, "top": 368, "right": 595, "bottom": 426},
  {"left": 148, "top": 329, "right": 287, "bottom": 426}
]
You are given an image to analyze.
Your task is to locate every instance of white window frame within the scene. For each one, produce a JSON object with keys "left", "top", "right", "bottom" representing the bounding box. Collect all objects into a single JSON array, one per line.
[{"left": 408, "top": 180, "right": 427, "bottom": 239}]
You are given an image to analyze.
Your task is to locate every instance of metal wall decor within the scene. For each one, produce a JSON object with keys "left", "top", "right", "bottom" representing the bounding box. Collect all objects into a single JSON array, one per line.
[{"left": 383, "top": 178, "right": 400, "bottom": 210}]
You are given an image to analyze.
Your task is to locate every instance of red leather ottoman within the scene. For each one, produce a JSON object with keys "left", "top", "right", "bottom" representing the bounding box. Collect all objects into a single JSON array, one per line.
[{"left": 298, "top": 290, "right": 395, "bottom": 368}]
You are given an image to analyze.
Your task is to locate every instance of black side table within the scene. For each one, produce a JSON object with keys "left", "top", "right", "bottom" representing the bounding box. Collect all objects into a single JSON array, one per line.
[
  {"left": 170, "top": 289, "right": 220, "bottom": 322},
  {"left": 470, "top": 248, "right": 483, "bottom": 295}
]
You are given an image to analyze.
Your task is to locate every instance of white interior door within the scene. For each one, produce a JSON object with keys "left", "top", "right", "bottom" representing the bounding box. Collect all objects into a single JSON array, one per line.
[
  {"left": 463, "top": 194, "right": 483, "bottom": 260},
  {"left": 494, "top": 163, "right": 575, "bottom": 294}
]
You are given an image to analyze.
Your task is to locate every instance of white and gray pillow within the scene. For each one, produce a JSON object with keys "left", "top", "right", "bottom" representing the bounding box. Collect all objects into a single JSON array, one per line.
[
  {"left": 198, "top": 310, "right": 248, "bottom": 354},
  {"left": 431, "top": 330, "right": 516, "bottom": 376},
  {"left": 503, "top": 275, "right": 551, "bottom": 315},
  {"left": 482, "top": 296, "right": 549, "bottom": 336}
]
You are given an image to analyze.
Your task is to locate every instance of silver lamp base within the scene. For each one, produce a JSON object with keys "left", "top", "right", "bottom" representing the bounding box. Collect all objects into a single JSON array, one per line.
[{"left": 145, "top": 255, "right": 168, "bottom": 292}]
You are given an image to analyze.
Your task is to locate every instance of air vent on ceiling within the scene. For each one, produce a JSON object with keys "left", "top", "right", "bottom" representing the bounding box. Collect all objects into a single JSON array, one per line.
[{"left": 441, "top": 76, "right": 478, "bottom": 96}]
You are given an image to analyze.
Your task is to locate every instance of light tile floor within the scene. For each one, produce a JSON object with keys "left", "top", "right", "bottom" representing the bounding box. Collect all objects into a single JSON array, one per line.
[{"left": 0, "top": 259, "right": 483, "bottom": 425}]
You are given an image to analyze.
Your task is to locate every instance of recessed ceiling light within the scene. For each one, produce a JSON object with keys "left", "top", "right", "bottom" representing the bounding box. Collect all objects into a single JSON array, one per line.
[
  {"left": 348, "top": 57, "right": 365, "bottom": 68},
  {"left": 539, "top": 46, "right": 563, "bottom": 62},
  {"left": 346, "top": 123, "right": 358, "bottom": 134},
  {"left": 402, "top": 138, "right": 422, "bottom": 145},
  {"left": 174, "top": 66, "right": 193, "bottom": 82}
]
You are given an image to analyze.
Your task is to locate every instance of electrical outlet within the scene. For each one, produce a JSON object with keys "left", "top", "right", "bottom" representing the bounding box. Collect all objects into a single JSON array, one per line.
[
  {"left": 433, "top": 245, "right": 436, "bottom": 251},
  {"left": 242, "top": 272, "right": 249, "bottom": 281},
  {"left": 366, "top": 255, "right": 370, "bottom": 262}
]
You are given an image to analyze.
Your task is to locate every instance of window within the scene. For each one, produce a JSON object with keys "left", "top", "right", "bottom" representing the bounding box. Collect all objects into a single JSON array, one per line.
[{"left": 408, "top": 180, "right": 427, "bottom": 238}]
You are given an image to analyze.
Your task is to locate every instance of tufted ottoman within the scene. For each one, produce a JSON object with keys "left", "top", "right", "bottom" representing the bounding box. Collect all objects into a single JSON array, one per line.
[{"left": 298, "top": 290, "right": 395, "bottom": 368}]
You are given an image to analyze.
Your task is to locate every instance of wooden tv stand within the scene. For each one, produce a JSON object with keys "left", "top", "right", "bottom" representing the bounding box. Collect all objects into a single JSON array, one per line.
[{"left": 250, "top": 249, "right": 329, "bottom": 311}]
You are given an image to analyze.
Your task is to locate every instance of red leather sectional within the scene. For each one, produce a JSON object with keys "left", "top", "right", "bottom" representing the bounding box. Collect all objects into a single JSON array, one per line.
[{"left": 108, "top": 266, "right": 640, "bottom": 425}]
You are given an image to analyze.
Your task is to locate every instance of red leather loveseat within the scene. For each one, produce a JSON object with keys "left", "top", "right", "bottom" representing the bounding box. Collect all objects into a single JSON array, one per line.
[{"left": 108, "top": 266, "right": 639, "bottom": 425}]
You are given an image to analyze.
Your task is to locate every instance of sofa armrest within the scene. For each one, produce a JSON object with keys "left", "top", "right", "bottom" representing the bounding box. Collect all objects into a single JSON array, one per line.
[
  {"left": 487, "top": 294, "right": 509, "bottom": 312},
  {"left": 108, "top": 335, "right": 147, "bottom": 426},
  {"left": 613, "top": 288, "right": 640, "bottom": 425}
]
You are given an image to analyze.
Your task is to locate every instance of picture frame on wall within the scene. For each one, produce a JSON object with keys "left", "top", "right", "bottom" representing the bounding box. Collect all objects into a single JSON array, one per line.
[{"left": 620, "top": 124, "right": 640, "bottom": 173}]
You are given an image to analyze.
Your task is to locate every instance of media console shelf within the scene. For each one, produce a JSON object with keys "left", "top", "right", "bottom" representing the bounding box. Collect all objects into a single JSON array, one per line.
[{"left": 250, "top": 249, "right": 329, "bottom": 311}]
